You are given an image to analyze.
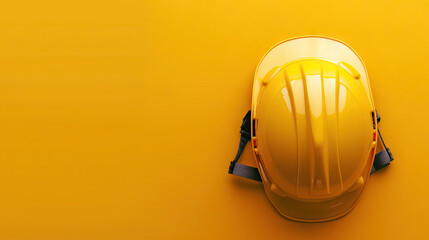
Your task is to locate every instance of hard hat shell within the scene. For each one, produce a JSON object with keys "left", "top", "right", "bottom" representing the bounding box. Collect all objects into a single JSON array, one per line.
[{"left": 251, "top": 36, "right": 377, "bottom": 222}]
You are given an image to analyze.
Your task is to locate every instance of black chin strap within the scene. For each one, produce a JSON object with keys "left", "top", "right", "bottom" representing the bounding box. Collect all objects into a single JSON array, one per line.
[
  {"left": 228, "top": 111, "right": 262, "bottom": 182},
  {"left": 371, "top": 111, "right": 394, "bottom": 173},
  {"left": 228, "top": 110, "right": 394, "bottom": 182}
]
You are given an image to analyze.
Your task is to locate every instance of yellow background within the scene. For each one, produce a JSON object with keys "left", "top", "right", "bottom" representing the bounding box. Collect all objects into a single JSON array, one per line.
[{"left": 0, "top": 0, "right": 428, "bottom": 239}]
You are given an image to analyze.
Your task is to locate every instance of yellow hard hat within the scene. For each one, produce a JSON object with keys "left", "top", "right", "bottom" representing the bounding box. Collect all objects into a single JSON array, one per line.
[{"left": 228, "top": 36, "right": 394, "bottom": 222}]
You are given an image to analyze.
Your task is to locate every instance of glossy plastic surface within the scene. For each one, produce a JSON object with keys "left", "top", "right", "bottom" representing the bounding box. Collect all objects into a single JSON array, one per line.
[
  {"left": 1, "top": 0, "right": 429, "bottom": 239},
  {"left": 252, "top": 37, "right": 376, "bottom": 222}
]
